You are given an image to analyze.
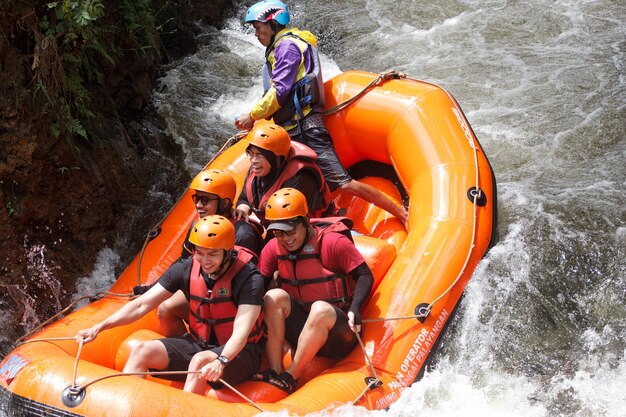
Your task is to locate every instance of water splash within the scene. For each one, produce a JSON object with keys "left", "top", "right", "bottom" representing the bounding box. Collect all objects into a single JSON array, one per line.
[{"left": 73, "top": 248, "right": 121, "bottom": 301}]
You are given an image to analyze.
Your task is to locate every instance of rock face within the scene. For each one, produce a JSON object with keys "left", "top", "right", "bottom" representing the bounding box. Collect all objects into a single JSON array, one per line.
[{"left": 0, "top": 0, "right": 232, "bottom": 348}]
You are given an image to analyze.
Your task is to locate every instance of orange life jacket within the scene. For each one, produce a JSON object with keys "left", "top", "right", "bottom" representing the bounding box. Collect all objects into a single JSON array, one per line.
[
  {"left": 188, "top": 247, "right": 265, "bottom": 347},
  {"left": 276, "top": 218, "right": 355, "bottom": 311}
]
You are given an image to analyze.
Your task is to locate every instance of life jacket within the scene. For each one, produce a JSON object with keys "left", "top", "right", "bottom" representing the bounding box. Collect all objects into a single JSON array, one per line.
[
  {"left": 188, "top": 246, "right": 265, "bottom": 347},
  {"left": 244, "top": 141, "right": 332, "bottom": 223},
  {"left": 263, "top": 28, "right": 325, "bottom": 126},
  {"left": 276, "top": 217, "right": 355, "bottom": 311}
]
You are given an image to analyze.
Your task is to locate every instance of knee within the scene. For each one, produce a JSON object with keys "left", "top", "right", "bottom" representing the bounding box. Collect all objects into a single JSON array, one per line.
[
  {"left": 263, "top": 289, "right": 289, "bottom": 314},
  {"left": 157, "top": 302, "right": 172, "bottom": 321},
  {"left": 341, "top": 180, "right": 368, "bottom": 196},
  {"left": 340, "top": 179, "right": 357, "bottom": 191},
  {"left": 128, "top": 341, "right": 153, "bottom": 363},
  {"left": 157, "top": 296, "right": 186, "bottom": 322},
  {"left": 307, "top": 301, "right": 336, "bottom": 327},
  {"left": 187, "top": 352, "right": 214, "bottom": 372}
]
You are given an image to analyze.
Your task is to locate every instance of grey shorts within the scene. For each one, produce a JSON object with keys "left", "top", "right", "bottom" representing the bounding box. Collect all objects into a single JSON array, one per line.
[{"left": 290, "top": 122, "right": 352, "bottom": 192}]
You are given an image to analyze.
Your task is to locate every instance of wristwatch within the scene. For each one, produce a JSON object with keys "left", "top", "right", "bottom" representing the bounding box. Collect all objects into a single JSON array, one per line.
[{"left": 216, "top": 355, "right": 229, "bottom": 366}]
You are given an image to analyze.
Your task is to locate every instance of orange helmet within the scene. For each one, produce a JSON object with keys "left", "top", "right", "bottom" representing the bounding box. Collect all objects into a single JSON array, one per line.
[
  {"left": 265, "top": 188, "right": 309, "bottom": 221},
  {"left": 190, "top": 169, "right": 237, "bottom": 202},
  {"left": 248, "top": 124, "right": 291, "bottom": 158},
  {"left": 188, "top": 215, "right": 235, "bottom": 250}
]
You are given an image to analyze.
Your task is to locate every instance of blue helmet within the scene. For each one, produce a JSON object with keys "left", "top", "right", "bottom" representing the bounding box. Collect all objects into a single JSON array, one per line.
[{"left": 245, "top": 1, "right": 290, "bottom": 26}]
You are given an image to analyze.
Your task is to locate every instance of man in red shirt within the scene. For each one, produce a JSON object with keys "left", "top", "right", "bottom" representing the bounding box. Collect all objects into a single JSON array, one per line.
[{"left": 256, "top": 188, "right": 374, "bottom": 394}]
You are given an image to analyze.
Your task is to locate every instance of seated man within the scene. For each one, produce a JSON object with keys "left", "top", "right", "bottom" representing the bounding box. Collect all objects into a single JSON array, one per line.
[
  {"left": 255, "top": 188, "right": 374, "bottom": 394},
  {"left": 76, "top": 215, "right": 266, "bottom": 393},
  {"left": 234, "top": 123, "right": 336, "bottom": 227},
  {"left": 183, "top": 169, "right": 263, "bottom": 258},
  {"left": 158, "top": 169, "right": 263, "bottom": 337}
]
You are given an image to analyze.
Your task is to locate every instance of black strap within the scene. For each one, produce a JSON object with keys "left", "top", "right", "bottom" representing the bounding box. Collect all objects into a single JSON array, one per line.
[
  {"left": 188, "top": 328, "right": 210, "bottom": 349},
  {"left": 281, "top": 275, "right": 338, "bottom": 286},
  {"left": 294, "top": 296, "right": 352, "bottom": 310},
  {"left": 190, "top": 310, "right": 235, "bottom": 326},
  {"left": 189, "top": 294, "right": 233, "bottom": 304},
  {"left": 277, "top": 253, "right": 320, "bottom": 261}
]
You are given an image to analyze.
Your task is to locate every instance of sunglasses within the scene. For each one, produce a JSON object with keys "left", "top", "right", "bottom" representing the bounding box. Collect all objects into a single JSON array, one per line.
[
  {"left": 271, "top": 226, "right": 299, "bottom": 238},
  {"left": 191, "top": 194, "right": 218, "bottom": 205},
  {"left": 246, "top": 150, "right": 265, "bottom": 161}
]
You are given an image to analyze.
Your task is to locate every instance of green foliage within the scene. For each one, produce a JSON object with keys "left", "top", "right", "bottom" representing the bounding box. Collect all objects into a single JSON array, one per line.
[
  {"left": 32, "top": 0, "right": 161, "bottom": 145},
  {"left": 35, "top": 0, "right": 107, "bottom": 144},
  {"left": 119, "top": 0, "right": 158, "bottom": 53},
  {"left": 1, "top": 180, "right": 22, "bottom": 217}
]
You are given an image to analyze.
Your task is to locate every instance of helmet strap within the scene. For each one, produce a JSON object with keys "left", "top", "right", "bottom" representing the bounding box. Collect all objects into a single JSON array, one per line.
[
  {"left": 293, "top": 217, "right": 312, "bottom": 254},
  {"left": 217, "top": 198, "right": 233, "bottom": 217},
  {"left": 209, "top": 249, "right": 233, "bottom": 279}
]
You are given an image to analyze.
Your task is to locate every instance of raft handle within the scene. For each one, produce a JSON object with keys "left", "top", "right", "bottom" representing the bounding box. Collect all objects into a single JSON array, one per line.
[
  {"left": 415, "top": 303, "right": 431, "bottom": 323},
  {"left": 148, "top": 227, "right": 161, "bottom": 240},
  {"left": 61, "top": 385, "right": 86, "bottom": 408},
  {"left": 364, "top": 376, "right": 383, "bottom": 390},
  {"left": 89, "top": 293, "right": 104, "bottom": 303},
  {"left": 467, "top": 187, "right": 487, "bottom": 206}
]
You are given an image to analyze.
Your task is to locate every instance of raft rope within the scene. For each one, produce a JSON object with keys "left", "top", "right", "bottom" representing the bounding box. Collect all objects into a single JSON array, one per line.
[
  {"left": 351, "top": 330, "right": 383, "bottom": 404},
  {"left": 338, "top": 70, "right": 483, "bottom": 405},
  {"left": 18, "top": 335, "right": 265, "bottom": 411},
  {"left": 135, "top": 130, "right": 249, "bottom": 286},
  {"left": 321, "top": 70, "right": 406, "bottom": 116},
  {"left": 15, "top": 292, "right": 133, "bottom": 345},
  {"left": 66, "top": 368, "right": 265, "bottom": 412}
]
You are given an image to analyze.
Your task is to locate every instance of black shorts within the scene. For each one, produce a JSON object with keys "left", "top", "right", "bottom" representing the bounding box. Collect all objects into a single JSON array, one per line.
[
  {"left": 284, "top": 299, "right": 358, "bottom": 360},
  {"left": 291, "top": 126, "right": 352, "bottom": 192},
  {"left": 157, "top": 333, "right": 262, "bottom": 388}
]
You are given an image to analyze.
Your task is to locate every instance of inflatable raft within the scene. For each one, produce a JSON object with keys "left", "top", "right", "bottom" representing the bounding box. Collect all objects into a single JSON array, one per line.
[{"left": 0, "top": 70, "right": 497, "bottom": 416}]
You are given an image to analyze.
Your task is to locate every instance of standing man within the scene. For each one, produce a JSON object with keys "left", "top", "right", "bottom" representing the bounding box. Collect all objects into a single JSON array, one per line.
[
  {"left": 255, "top": 188, "right": 374, "bottom": 394},
  {"left": 235, "top": 0, "right": 408, "bottom": 227},
  {"left": 76, "top": 215, "right": 266, "bottom": 393}
]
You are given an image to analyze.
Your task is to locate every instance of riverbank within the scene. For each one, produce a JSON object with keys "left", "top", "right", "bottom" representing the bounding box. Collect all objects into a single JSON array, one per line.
[{"left": 0, "top": 0, "right": 232, "bottom": 349}]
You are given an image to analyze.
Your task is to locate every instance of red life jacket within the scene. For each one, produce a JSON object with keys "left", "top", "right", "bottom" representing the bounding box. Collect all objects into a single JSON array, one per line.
[
  {"left": 188, "top": 246, "right": 265, "bottom": 347},
  {"left": 276, "top": 217, "right": 355, "bottom": 311},
  {"left": 244, "top": 141, "right": 332, "bottom": 223}
]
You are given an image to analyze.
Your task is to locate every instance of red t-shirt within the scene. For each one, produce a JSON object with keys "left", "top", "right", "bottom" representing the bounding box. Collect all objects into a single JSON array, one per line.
[{"left": 259, "top": 229, "right": 365, "bottom": 278}]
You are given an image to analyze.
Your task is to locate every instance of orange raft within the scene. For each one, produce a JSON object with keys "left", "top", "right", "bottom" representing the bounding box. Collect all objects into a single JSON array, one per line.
[{"left": 0, "top": 70, "right": 497, "bottom": 416}]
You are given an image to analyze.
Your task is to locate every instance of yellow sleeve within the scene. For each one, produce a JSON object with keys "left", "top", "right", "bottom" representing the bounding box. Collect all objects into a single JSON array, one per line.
[{"left": 250, "top": 87, "right": 282, "bottom": 120}]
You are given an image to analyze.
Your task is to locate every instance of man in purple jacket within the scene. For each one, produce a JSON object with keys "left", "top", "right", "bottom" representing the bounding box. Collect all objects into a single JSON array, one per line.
[{"left": 235, "top": 0, "right": 408, "bottom": 227}]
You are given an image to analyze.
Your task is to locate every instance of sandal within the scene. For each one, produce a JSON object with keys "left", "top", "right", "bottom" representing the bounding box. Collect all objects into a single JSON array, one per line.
[
  {"left": 268, "top": 371, "right": 297, "bottom": 394},
  {"left": 250, "top": 368, "right": 278, "bottom": 382}
]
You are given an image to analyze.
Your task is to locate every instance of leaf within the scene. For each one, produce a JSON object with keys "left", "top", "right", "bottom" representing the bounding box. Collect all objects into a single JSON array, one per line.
[{"left": 50, "top": 123, "right": 61, "bottom": 139}]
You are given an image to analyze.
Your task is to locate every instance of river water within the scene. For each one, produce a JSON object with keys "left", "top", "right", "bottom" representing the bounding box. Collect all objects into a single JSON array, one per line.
[
  {"left": 4, "top": 0, "right": 625, "bottom": 416},
  {"left": 150, "top": 1, "right": 626, "bottom": 415}
]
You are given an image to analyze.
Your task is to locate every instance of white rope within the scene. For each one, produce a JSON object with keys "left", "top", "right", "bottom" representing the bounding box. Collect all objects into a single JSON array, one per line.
[
  {"left": 68, "top": 369, "right": 264, "bottom": 411},
  {"left": 350, "top": 71, "right": 483, "bottom": 405}
]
